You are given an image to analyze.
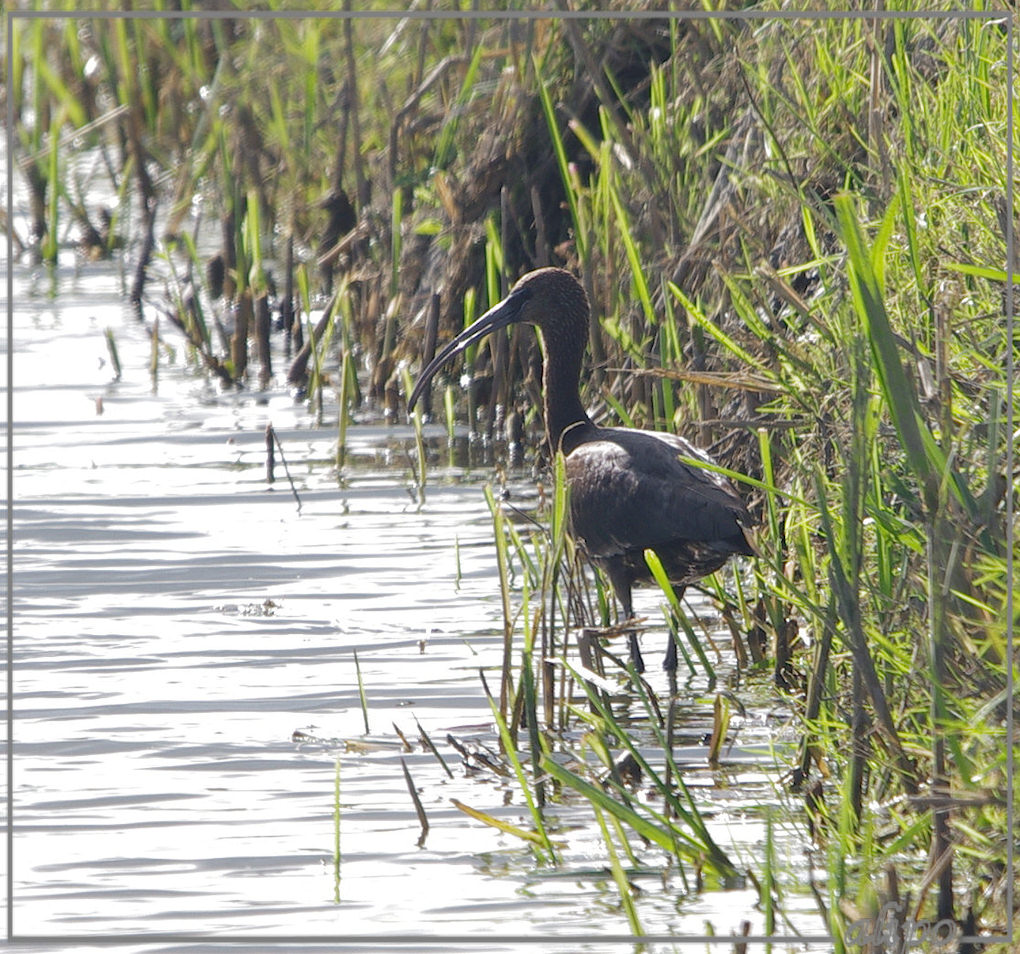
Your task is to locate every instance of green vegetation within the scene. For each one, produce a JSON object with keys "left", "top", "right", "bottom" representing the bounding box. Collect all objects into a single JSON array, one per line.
[{"left": 6, "top": 2, "right": 1015, "bottom": 947}]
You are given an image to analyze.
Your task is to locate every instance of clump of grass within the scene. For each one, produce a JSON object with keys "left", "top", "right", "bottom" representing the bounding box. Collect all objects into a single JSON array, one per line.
[
  {"left": 472, "top": 454, "right": 749, "bottom": 911},
  {"left": 420, "top": 11, "right": 1011, "bottom": 941}
]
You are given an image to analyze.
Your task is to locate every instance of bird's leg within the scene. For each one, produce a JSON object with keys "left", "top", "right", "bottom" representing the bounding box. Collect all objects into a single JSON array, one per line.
[
  {"left": 663, "top": 585, "right": 687, "bottom": 673},
  {"left": 619, "top": 583, "right": 645, "bottom": 675},
  {"left": 664, "top": 631, "right": 677, "bottom": 672},
  {"left": 606, "top": 563, "right": 644, "bottom": 673},
  {"left": 628, "top": 630, "right": 645, "bottom": 675}
]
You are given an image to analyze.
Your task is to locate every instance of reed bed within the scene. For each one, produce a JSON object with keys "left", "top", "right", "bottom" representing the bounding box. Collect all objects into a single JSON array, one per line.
[{"left": 6, "top": 1, "right": 1015, "bottom": 946}]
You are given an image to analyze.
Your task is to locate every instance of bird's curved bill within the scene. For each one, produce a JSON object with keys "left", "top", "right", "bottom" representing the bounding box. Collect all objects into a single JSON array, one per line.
[{"left": 407, "top": 288, "right": 525, "bottom": 413}]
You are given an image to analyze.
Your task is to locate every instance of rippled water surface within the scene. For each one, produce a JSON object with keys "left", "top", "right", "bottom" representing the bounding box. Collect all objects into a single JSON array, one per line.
[{"left": 6, "top": 257, "right": 831, "bottom": 952}]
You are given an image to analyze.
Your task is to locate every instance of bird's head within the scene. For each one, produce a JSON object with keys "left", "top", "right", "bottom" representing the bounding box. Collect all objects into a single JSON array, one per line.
[{"left": 407, "top": 267, "right": 589, "bottom": 413}]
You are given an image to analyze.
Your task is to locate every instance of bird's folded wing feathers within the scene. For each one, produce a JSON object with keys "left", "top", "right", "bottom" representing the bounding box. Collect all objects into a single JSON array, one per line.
[{"left": 564, "top": 434, "right": 752, "bottom": 559}]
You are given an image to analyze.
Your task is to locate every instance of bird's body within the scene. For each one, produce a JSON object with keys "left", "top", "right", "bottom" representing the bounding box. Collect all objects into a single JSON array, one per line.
[
  {"left": 409, "top": 267, "right": 754, "bottom": 671},
  {"left": 566, "top": 428, "right": 753, "bottom": 603}
]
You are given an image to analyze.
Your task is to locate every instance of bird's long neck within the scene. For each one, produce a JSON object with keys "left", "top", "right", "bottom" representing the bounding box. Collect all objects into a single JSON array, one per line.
[{"left": 540, "top": 330, "right": 594, "bottom": 456}]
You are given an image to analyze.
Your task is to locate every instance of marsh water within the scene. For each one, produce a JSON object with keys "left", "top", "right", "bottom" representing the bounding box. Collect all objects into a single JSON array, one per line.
[{"left": 5, "top": 247, "right": 835, "bottom": 952}]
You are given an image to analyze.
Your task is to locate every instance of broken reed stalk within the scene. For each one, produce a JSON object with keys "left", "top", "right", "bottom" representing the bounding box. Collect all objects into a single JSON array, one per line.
[
  {"left": 333, "top": 759, "right": 342, "bottom": 902},
  {"left": 414, "top": 717, "right": 453, "bottom": 780},
  {"left": 353, "top": 648, "right": 369, "bottom": 735},
  {"left": 255, "top": 293, "right": 272, "bottom": 389},
  {"left": 104, "top": 328, "right": 122, "bottom": 381},
  {"left": 265, "top": 424, "right": 301, "bottom": 512},
  {"left": 265, "top": 423, "right": 275, "bottom": 484},
  {"left": 336, "top": 347, "right": 352, "bottom": 472},
  {"left": 400, "top": 757, "right": 429, "bottom": 847},
  {"left": 231, "top": 292, "right": 252, "bottom": 382}
]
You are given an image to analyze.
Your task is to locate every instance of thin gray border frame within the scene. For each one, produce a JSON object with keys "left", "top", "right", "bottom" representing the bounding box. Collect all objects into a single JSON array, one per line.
[{"left": 3, "top": 4, "right": 1014, "bottom": 949}]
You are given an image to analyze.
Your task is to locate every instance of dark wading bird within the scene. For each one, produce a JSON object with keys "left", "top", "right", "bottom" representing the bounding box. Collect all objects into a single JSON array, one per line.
[{"left": 408, "top": 268, "right": 756, "bottom": 672}]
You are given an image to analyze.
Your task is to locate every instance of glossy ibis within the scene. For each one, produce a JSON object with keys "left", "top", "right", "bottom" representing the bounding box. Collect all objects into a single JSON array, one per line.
[{"left": 408, "top": 267, "right": 755, "bottom": 672}]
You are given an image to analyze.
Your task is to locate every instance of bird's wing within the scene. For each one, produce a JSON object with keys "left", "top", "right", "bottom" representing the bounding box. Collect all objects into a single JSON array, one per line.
[{"left": 564, "top": 430, "right": 752, "bottom": 559}]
